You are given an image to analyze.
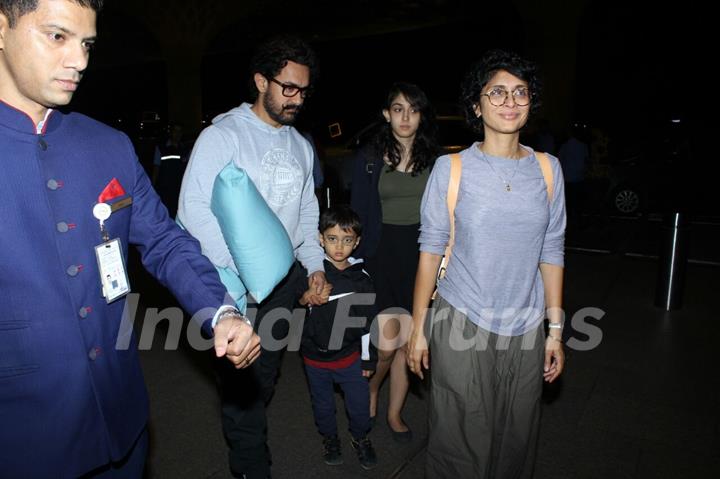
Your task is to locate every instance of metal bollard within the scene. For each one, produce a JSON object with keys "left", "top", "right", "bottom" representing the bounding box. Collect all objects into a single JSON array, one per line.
[{"left": 654, "top": 212, "right": 689, "bottom": 310}]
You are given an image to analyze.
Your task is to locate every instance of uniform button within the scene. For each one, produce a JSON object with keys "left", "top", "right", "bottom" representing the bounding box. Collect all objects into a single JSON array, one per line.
[
  {"left": 38, "top": 138, "right": 48, "bottom": 151},
  {"left": 66, "top": 265, "right": 80, "bottom": 277},
  {"left": 47, "top": 179, "right": 59, "bottom": 190},
  {"left": 79, "top": 307, "right": 91, "bottom": 319},
  {"left": 88, "top": 347, "right": 99, "bottom": 361},
  {"left": 57, "top": 222, "right": 69, "bottom": 233}
]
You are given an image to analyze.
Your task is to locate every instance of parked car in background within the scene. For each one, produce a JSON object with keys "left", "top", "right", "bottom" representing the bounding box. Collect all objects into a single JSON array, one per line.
[
  {"left": 602, "top": 145, "right": 675, "bottom": 216},
  {"left": 583, "top": 118, "right": 697, "bottom": 216}
]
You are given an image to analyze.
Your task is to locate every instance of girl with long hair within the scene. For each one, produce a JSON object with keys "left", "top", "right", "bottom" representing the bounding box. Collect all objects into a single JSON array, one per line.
[{"left": 351, "top": 82, "right": 442, "bottom": 442}]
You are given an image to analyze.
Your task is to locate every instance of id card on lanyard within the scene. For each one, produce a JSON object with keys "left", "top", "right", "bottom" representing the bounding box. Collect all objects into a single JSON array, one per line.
[
  {"left": 95, "top": 238, "right": 130, "bottom": 303},
  {"left": 92, "top": 199, "right": 132, "bottom": 303}
]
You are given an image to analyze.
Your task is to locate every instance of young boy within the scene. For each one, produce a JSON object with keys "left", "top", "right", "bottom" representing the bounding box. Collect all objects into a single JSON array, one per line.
[{"left": 299, "top": 205, "right": 378, "bottom": 470}]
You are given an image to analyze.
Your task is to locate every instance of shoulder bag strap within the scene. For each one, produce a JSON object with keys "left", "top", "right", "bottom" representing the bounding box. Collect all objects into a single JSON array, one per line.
[
  {"left": 535, "top": 151, "right": 554, "bottom": 202},
  {"left": 435, "top": 153, "right": 462, "bottom": 291},
  {"left": 445, "top": 153, "right": 462, "bottom": 259}
]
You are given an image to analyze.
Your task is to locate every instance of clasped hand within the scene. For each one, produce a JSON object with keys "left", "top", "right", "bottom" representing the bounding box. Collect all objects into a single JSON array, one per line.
[
  {"left": 301, "top": 271, "right": 332, "bottom": 306},
  {"left": 213, "top": 315, "right": 261, "bottom": 369}
]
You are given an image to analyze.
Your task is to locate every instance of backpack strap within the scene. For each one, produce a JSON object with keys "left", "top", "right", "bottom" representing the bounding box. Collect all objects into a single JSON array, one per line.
[
  {"left": 434, "top": 153, "right": 462, "bottom": 299},
  {"left": 535, "top": 151, "right": 554, "bottom": 202},
  {"left": 445, "top": 153, "right": 462, "bottom": 256}
]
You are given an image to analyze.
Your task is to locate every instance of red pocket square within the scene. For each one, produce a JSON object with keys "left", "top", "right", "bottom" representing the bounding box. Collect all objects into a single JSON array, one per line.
[{"left": 98, "top": 178, "right": 126, "bottom": 203}]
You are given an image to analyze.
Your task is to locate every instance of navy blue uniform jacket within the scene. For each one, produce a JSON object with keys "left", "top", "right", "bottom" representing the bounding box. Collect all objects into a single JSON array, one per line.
[{"left": 0, "top": 101, "right": 228, "bottom": 477}]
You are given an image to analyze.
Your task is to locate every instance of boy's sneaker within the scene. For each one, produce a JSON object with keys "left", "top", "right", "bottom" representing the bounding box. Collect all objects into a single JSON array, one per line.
[
  {"left": 322, "top": 435, "right": 343, "bottom": 466},
  {"left": 350, "top": 436, "right": 377, "bottom": 470}
]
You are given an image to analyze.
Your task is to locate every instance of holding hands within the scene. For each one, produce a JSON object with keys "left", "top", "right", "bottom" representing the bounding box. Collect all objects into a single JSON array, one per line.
[
  {"left": 300, "top": 273, "right": 332, "bottom": 306},
  {"left": 213, "top": 312, "right": 262, "bottom": 369}
]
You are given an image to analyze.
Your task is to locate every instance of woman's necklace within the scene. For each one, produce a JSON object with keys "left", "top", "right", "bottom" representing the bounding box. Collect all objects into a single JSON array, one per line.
[{"left": 480, "top": 148, "right": 521, "bottom": 192}]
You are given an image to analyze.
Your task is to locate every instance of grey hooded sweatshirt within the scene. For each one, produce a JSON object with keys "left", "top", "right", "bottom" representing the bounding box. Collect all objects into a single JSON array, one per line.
[{"left": 178, "top": 103, "right": 324, "bottom": 278}]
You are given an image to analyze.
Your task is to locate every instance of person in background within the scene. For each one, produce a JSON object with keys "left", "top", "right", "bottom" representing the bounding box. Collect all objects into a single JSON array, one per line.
[
  {"left": 152, "top": 122, "right": 188, "bottom": 218},
  {"left": 0, "top": 1, "right": 259, "bottom": 477},
  {"left": 559, "top": 122, "right": 590, "bottom": 228},
  {"left": 300, "top": 128, "right": 326, "bottom": 209},
  {"left": 300, "top": 129, "right": 324, "bottom": 189},
  {"left": 350, "top": 81, "right": 442, "bottom": 443},
  {"left": 531, "top": 116, "right": 556, "bottom": 155},
  {"left": 408, "top": 49, "right": 566, "bottom": 478}
]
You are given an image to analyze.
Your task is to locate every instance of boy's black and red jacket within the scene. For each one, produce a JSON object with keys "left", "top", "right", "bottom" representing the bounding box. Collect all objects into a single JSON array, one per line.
[{"left": 300, "top": 258, "right": 378, "bottom": 370}]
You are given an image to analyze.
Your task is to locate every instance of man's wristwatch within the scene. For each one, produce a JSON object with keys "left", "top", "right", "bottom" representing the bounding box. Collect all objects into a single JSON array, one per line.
[{"left": 217, "top": 308, "right": 253, "bottom": 327}]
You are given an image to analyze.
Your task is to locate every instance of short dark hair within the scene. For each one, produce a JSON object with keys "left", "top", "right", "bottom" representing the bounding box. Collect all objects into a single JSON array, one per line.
[
  {"left": 460, "top": 49, "right": 542, "bottom": 134},
  {"left": 0, "top": 0, "right": 103, "bottom": 27},
  {"left": 319, "top": 205, "right": 362, "bottom": 237},
  {"left": 247, "top": 34, "right": 318, "bottom": 101}
]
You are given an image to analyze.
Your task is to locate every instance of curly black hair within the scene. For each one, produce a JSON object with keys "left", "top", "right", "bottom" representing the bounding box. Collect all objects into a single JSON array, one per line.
[
  {"left": 247, "top": 34, "right": 318, "bottom": 101},
  {"left": 370, "top": 82, "right": 442, "bottom": 176},
  {"left": 460, "top": 49, "right": 542, "bottom": 134},
  {"left": 0, "top": 0, "right": 103, "bottom": 27}
]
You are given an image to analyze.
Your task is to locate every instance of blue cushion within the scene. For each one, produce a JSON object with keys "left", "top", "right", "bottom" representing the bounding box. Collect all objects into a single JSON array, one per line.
[
  {"left": 215, "top": 266, "right": 248, "bottom": 313},
  {"left": 176, "top": 218, "right": 249, "bottom": 313},
  {"left": 211, "top": 163, "right": 294, "bottom": 305}
]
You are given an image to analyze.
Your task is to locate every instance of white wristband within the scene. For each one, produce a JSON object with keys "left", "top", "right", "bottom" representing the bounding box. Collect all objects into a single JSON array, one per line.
[{"left": 548, "top": 322, "right": 563, "bottom": 329}]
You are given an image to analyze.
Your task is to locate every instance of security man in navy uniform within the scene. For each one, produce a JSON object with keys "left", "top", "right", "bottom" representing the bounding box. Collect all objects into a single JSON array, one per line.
[{"left": 0, "top": 0, "right": 260, "bottom": 477}]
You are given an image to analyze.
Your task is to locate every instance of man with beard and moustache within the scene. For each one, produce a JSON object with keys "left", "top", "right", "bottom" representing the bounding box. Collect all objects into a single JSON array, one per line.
[{"left": 178, "top": 34, "right": 327, "bottom": 479}]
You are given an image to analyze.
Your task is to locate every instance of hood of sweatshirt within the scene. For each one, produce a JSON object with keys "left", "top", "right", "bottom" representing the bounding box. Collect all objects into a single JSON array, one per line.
[
  {"left": 212, "top": 103, "right": 293, "bottom": 137},
  {"left": 323, "top": 258, "right": 371, "bottom": 285}
]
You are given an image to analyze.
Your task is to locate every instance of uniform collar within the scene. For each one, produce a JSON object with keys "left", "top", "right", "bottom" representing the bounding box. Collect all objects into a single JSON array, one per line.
[
  {"left": 0, "top": 100, "right": 60, "bottom": 135},
  {"left": 36, "top": 109, "right": 54, "bottom": 134}
]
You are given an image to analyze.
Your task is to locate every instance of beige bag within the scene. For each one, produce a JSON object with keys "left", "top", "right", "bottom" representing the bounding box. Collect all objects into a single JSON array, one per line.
[{"left": 433, "top": 153, "right": 462, "bottom": 299}]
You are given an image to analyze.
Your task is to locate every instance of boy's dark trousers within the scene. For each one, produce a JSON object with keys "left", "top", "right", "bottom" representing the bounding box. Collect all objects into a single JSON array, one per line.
[
  {"left": 217, "top": 262, "right": 306, "bottom": 479},
  {"left": 304, "top": 357, "right": 371, "bottom": 439}
]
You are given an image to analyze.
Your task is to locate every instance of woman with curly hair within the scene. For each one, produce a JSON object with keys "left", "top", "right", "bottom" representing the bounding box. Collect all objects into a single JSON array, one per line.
[
  {"left": 350, "top": 82, "right": 442, "bottom": 443},
  {"left": 407, "top": 50, "right": 567, "bottom": 478}
]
